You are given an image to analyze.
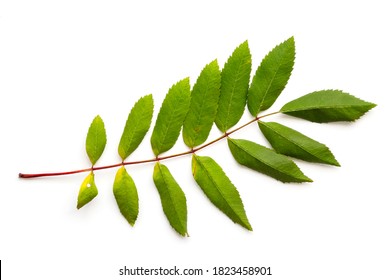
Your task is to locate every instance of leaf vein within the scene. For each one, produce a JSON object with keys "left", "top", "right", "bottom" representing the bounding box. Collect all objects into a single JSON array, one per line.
[
  {"left": 229, "top": 139, "right": 297, "bottom": 179},
  {"left": 157, "top": 164, "right": 186, "bottom": 232},
  {"left": 194, "top": 156, "right": 242, "bottom": 222}
]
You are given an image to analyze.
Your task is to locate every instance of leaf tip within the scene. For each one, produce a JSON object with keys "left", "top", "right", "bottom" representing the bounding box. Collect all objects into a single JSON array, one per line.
[
  {"left": 93, "top": 114, "right": 102, "bottom": 122},
  {"left": 332, "top": 159, "right": 341, "bottom": 167},
  {"left": 143, "top": 93, "right": 154, "bottom": 106},
  {"left": 298, "top": 171, "right": 313, "bottom": 183},
  {"left": 286, "top": 36, "right": 295, "bottom": 43},
  {"left": 76, "top": 198, "right": 92, "bottom": 210},
  {"left": 210, "top": 58, "right": 218, "bottom": 64},
  {"left": 180, "top": 231, "right": 189, "bottom": 237},
  {"left": 244, "top": 222, "right": 253, "bottom": 231},
  {"left": 182, "top": 76, "right": 190, "bottom": 85},
  {"left": 304, "top": 176, "right": 313, "bottom": 183},
  {"left": 76, "top": 200, "right": 89, "bottom": 209},
  {"left": 367, "top": 102, "right": 377, "bottom": 110},
  {"left": 241, "top": 40, "right": 249, "bottom": 46},
  {"left": 236, "top": 40, "right": 250, "bottom": 56}
]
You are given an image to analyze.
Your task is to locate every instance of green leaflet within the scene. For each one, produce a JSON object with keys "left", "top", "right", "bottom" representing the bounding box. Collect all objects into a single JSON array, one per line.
[
  {"left": 215, "top": 41, "right": 252, "bottom": 132},
  {"left": 281, "top": 90, "right": 376, "bottom": 123},
  {"left": 113, "top": 166, "right": 139, "bottom": 226},
  {"left": 259, "top": 121, "right": 340, "bottom": 166},
  {"left": 118, "top": 95, "right": 154, "bottom": 161},
  {"left": 151, "top": 78, "right": 191, "bottom": 156},
  {"left": 248, "top": 37, "right": 295, "bottom": 116},
  {"left": 153, "top": 163, "right": 188, "bottom": 236},
  {"left": 192, "top": 155, "right": 252, "bottom": 230},
  {"left": 77, "top": 172, "right": 98, "bottom": 209},
  {"left": 86, "top": 115, "right": 107, "bottom": 165},
  {"left": 228, "top": 138, "right": 312, "bottom": 183},
  {"left": 183, "top": 60, "right": 221, "bottom": 148}
]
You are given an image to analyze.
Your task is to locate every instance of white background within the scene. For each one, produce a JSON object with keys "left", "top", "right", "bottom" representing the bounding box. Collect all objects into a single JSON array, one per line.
[{"left": 1, "top": 0, "right": 389, "bottom": 279}]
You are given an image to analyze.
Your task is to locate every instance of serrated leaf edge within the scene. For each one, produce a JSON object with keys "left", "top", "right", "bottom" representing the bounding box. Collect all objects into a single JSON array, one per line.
[
  {"left": 118, "top": 95, "right": 153, "bottom": 160},
  {"left": 86, "top": 115, "right": 107, "bottom": 165},
  {"left": 192, "top": 155, "right": 252, "bottom": 230},
  {"left": 249, "top": 36, "right": 295, "bottom": 115},
  {"left": 228, "top": 138, "right": 312, "bottom": 183},
  {"left": 151, "top": 78, "right": 191, "bottom": 156},
  {"left": 155, "top": 163, "right": 188, "bottom": 236},
  {"left": 258, "top": 121, "right": 340, "bottom": 166},
  {"left": 113, "top": 166, "right": 139, "bottom": 226},
  {"left": 183, "top": 59, "right": 221, "bottom": 148},
  {"left": 281, "top": 90, "right": 376, "bottom": 112},
  {"left": 216, "top": 41, "right": 251, "bottom": 132}
]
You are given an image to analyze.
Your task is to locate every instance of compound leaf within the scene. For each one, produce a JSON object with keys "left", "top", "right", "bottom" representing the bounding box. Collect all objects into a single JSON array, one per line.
[
  {"left": 259, "top": 121, "right": 339, "bottom": 166},
  {"left": 183, "top": 60, "right": 221, "bottom": 148},
  {"left": 86, "top": 115, "right": 106, "bottom": 165},
  {"left": 281, "top": 90, "right": 376, "bottom": 123},
  {"left": 113, "top": 166, "right": 139, "bottom": 226},
  {"left": 153, "top": 163, "right": 188, "bottom": 236},
  {"left": 215, "top": 41, "right": 251, "bottom": 132},
  {"left": 151, "top": 78, "right": 191, "bottom": 156},
  {"left": 248, "top": 37, "right": 295, "bottom": 116},
  {"left": 192, "top": 155, "right": 252, "bottom": 230},
  {"left": 77, "top": 172, "right": 98, "bottom": 209},
  {"left": 118, "top": 95, "right": 154, "bottom": 160},
  {"left": 228, "top": 138, "right": 312, "bottom": 183}
]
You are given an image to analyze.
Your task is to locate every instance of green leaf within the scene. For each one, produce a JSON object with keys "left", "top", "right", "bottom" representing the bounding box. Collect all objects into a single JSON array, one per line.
[
  {"left": 280, "top": 90, "right": 376, "bottom": 123},
  {"left": 248, "top": 37, "right": 295, "bottom": 116},
  {"left": 215, "top": 41, "right": 252, "bottom": 132},
  {"left": 86, "top": 115, "right": 107, "bottom": 165},
  {"left": 153, "top": 162, "right": 188, "bottom": 236},
  {"left": 259, "top": 121, "right": 340, "bottom": 166},
  {"left": 113, "top": 166, "right": 139, "bottom": 226},
  {"left": 118, "top": 95, "right": 154, "bottom": 160},
  {"left": 228, "top": 138, "right": 312, "bottom": 183},
  {"left": 151, "top": 78, "right": 191, "bottom": 156},
  {"left": 183, "top": 60, "right": 221, "bottom": 148},
  {"left": 77, "top": 172, "right": 98, "bottom": 209},
  {"left": 192, "top": 155, "right": 252, "bottom": 230}
]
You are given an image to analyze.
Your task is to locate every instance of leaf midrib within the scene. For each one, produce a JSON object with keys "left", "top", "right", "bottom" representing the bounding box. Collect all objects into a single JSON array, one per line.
[
  {"left": 257, "top": 50, "right": 288, "bottom": 113},
  {"left": 192, "top": 81, "right": 211, "bottom": 146},
  {"left": 157, "top": 164, "right": 186, "bottom": 233},
  {"left": 223, "top": 55, "right": 247, "bottom": 131},
  {"left": 92, "top": 126, "right": 100, "bottom": 163},
  {"left": 157, "top": 99, "right": 181, "bottom": 154},
  {"left": 194, "top": 156, "right": 243, "bottom": 224},
  {"left": 258, "top": 63, "right": 282, "bottom": 112},
  {"left": 122, "top": 105, "right": 147, "bottom": 156},
  {"left": 282, "top": 104, "right": 371, "bottom": 112},
  {"left": 229, "top": 139, "right": 296, "bottom": 180},
  {"left": 261, "top": 123, "right": 325, "bottom": 161},
  {"left": 91, "top": 122, "right": 104, "bottom": 164}
]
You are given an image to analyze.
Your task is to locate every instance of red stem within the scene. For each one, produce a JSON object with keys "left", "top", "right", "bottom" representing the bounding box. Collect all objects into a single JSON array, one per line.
[{"left": 19, "top": 111, "right": 279, "bottom": 179}]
